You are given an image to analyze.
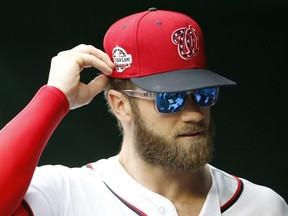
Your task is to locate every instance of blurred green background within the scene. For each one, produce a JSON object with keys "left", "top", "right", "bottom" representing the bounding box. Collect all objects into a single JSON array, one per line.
[{"left": 0, "top": 0, "right": 287, "bottom": 202}]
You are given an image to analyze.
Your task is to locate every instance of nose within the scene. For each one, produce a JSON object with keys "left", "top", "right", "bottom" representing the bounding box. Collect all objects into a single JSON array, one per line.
[{"left": 180, "top": 95, "right": 207, "bottom": 123}]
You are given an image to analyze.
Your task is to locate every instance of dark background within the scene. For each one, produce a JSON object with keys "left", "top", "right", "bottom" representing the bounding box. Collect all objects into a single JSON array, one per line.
[{"left": 0, "top": 0, "right": 287, "bottom": 202}]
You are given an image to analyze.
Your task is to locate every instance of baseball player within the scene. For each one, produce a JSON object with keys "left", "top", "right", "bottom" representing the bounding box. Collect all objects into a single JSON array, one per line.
[{"left": 1, "top": 8, "right": 287, "bottom": 216}]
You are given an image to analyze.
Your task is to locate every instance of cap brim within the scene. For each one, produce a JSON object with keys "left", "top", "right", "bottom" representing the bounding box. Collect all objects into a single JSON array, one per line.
[{"left": 130, "top": 69, "right": 236, "bottom": 93}]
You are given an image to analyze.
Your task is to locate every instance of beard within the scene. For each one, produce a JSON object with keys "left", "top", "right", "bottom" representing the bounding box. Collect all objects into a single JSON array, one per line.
[{"left": 131, "top": 103, "right": 215, "bottom": 173}]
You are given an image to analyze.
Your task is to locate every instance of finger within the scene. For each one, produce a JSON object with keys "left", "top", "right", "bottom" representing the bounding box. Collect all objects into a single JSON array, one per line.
[
  {"left": 72, "top": 44, "right": 115, "bottom": 70},
  {"left": 78, "top": 53, "right": 113, "bottom": 75}
]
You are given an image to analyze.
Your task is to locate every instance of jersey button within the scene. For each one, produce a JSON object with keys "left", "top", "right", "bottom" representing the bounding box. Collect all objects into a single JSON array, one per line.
[{"left": 158, "top": 206, "right": 166, "bottom": 214}]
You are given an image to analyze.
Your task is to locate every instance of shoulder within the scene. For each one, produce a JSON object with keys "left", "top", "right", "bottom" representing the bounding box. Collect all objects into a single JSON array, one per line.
[
  {"left": 210, "top": 165, "right": 288, "bottom": 215},
  {"left": 30, "top": 157, "right": 118, "bottom": 190},
  {"left": 32, "top": 163, "right": 93, "bottom": 182},
  {"left": 241, "top": 178, "right": 288, "bottom": 209},
  {"left": 26, "top": 159, "right": 115, "bottom": 214},
  {"left": 87, "top": 155, "right": 120, "bottom": 175}
]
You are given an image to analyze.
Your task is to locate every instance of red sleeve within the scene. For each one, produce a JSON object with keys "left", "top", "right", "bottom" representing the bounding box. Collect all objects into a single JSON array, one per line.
[{"left": 0, "top": 85, "right": 69, "bottom": 216}]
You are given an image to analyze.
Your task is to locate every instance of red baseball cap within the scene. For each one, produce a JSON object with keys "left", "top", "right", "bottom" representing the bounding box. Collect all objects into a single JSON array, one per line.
[{"left": 103, "top": 8, "right": 236, "bottom": 92}]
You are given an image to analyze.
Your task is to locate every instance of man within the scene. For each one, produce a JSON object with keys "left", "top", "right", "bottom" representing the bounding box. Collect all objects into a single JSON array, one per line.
[{"left": 0, "top": 8, "right": 287, "bottom": 216}]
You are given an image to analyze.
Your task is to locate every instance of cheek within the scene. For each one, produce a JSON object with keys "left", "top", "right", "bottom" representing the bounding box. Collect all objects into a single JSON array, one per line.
[
  {"left": 138, "top": 100, "right": 175, "bottom": 131},
  {"left": 200, "top": 108, "right": 211, "bottom": 127},
  {"left": 137, "top": 99, "right": 157, "bottom": 116}
]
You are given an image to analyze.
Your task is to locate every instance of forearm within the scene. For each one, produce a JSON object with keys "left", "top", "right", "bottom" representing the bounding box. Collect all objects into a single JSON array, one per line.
[{"left": 0, "top": 85, "right": 69, "bottom": 215}]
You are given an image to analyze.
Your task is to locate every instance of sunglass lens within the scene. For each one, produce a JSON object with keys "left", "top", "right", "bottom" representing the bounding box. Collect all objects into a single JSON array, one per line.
[
  {"left": 194, "top": 88, "right": 218, "bottom": 107},
  {"left": 156, "top": 92, "right": 186, "bottom": 113}
]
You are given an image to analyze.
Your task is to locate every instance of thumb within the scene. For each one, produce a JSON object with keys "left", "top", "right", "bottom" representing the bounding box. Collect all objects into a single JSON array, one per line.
[
  {"left": 88, "top": 74, "right": 110, "bottom": 98},
  {"left": 69, "top": 74, "right": 110, "bottom": 110}
]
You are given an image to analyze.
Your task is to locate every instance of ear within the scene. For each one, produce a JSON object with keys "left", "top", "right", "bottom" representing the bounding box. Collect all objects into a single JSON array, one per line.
[{"left": 107, "top": 90, "right": 132, "bottom": 123}]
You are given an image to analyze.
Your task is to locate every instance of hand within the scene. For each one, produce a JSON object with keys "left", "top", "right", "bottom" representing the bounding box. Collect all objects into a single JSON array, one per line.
[{"left": 47, "top": 44, "right": 114, "bottom": 109}]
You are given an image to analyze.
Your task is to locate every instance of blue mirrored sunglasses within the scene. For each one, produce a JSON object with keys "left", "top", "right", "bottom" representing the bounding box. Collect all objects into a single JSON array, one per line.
[{"left": 122, "top": 87, "right": 219, "bottom": 114}]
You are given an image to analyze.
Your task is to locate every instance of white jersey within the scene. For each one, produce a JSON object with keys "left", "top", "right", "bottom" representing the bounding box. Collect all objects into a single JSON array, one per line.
[{"left": 25, "top": 156, "right": 288, "bottom": 216}]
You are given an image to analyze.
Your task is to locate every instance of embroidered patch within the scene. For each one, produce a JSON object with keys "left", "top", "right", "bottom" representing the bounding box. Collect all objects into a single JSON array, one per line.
[
  {"left": 171, "top": 25, "right": 200, "bottom": 60},
  {"left": 112, "top": 46, "right": 132, "bottom": 72}
]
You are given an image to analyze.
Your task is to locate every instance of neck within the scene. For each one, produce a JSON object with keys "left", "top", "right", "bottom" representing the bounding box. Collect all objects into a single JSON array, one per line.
[{"left": 118, "top": 143, "right": 212, "bottom": 201}]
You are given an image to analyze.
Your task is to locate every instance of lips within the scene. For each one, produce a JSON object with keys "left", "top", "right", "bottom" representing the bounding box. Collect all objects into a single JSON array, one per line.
[
  {"left": 177, "top": 130, "right": 205, "bottom": 137},
  {"left": 175, "top": 124, "right": 207, "bottom": 138}
]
